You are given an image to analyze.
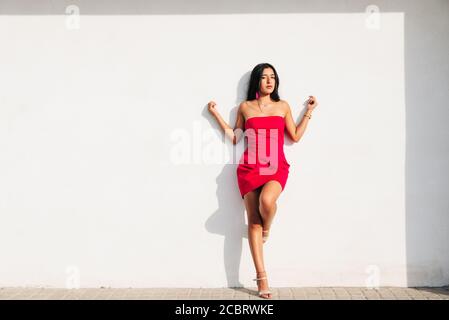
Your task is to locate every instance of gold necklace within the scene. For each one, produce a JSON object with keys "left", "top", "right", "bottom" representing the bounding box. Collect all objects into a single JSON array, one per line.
[{"left": 257, "top": 99, "right": 271, "bottom": 113}]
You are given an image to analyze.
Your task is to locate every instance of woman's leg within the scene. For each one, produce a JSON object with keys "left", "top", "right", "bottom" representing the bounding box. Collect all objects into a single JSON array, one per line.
[
  {"left": 259, "top": 180, "right": 283, "bottom": 239},
  {"left": 243, "top": 186, "right": 271, "bottom": 298}
]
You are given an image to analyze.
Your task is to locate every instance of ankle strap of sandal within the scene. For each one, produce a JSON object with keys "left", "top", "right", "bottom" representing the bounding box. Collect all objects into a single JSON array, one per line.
[{"left": 253, "top": 276, "right": 267, "bottom": 281}]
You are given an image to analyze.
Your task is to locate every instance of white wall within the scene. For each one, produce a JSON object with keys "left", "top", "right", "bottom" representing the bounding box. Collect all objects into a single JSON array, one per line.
[{"left": 0, "top": 0, "right": 448, "bottom": 288}]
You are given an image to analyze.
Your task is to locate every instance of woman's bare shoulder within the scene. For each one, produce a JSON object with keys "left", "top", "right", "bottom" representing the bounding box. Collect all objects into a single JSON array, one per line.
[
  {"left": 242, "top": 100, "right": 256, "bottom": 107},
  {"left": 238, "top": 100, "right": 255, "bottom": 120},
  {"left": 279, "top": 99, "right": 290, "bottom": 106},
  {"left": 279, "top": 99, "right": 291, "bottom": 112},
  {"left": 239, "top": 100, "right": 256, "bottom": 112}
]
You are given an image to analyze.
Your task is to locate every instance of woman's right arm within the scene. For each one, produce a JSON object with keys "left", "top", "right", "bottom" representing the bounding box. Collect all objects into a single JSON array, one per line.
[{"left": 208, "top": 101, "right": 245, "bottom": 145}]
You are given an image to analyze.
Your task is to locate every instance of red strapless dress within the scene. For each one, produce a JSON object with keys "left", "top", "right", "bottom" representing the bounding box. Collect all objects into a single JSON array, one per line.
[{"left": 236, "top": 115, "right": 290, "bottom": 199}]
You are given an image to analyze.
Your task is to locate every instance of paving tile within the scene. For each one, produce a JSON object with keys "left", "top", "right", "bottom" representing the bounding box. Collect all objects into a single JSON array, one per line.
[{"left": 0, "top": 287, "right": 447, "bottom": 300}]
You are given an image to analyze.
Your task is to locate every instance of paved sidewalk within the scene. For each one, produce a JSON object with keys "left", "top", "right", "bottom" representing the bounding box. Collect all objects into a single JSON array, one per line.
[{"left": 1, "top": 287, "right": 448, "bottom": 300}]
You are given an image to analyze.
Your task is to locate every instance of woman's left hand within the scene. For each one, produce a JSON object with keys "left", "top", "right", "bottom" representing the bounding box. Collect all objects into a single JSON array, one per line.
[{"left": 307, "top": 95, "right": 318, "bottom": 110}]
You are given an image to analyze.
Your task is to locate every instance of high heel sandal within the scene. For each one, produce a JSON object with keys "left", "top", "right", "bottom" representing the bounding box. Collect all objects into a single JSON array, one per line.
[
  {"left": 262, "top": 229, "right": 270, "bottom": 243},
  {"left": 253, "top": 271, "right": 272, "bottom": 299}
]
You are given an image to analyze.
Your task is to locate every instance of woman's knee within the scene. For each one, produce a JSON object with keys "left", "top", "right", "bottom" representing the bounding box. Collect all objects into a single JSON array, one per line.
[{"left": 259, "top": 194, "right": 276, "bottom": 213}]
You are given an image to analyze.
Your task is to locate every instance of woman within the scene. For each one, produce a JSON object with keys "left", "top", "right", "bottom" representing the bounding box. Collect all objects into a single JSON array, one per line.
[{"left": 207, "top": 62, "right": 318, "bottom": 299}]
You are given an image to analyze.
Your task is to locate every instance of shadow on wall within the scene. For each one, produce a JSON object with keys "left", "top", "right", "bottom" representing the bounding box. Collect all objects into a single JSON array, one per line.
[
  {"left": 203, "top": 71, "right": 249, "bottom": 288},
  {"left": 5, "top": 0, "right": 447, "bottom": 287},
  {"left": 204, "top": 165, "right": 246, "bottom": 288}
]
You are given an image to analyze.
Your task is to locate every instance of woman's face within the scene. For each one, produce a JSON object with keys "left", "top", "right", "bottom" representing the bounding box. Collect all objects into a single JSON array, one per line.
[{"left": 259, "top": 68, "right": 276, "bottom": 95}]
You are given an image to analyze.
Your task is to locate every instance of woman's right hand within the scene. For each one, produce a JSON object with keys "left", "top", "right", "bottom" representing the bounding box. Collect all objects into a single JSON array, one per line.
[{"left": 208, "top": 101, "right": 218, "bottom": 116}]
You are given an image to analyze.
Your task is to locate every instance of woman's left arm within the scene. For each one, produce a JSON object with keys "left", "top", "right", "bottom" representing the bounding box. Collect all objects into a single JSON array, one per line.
[{"left": 284, "top": 96, "right": 318, "bottom": 143}]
